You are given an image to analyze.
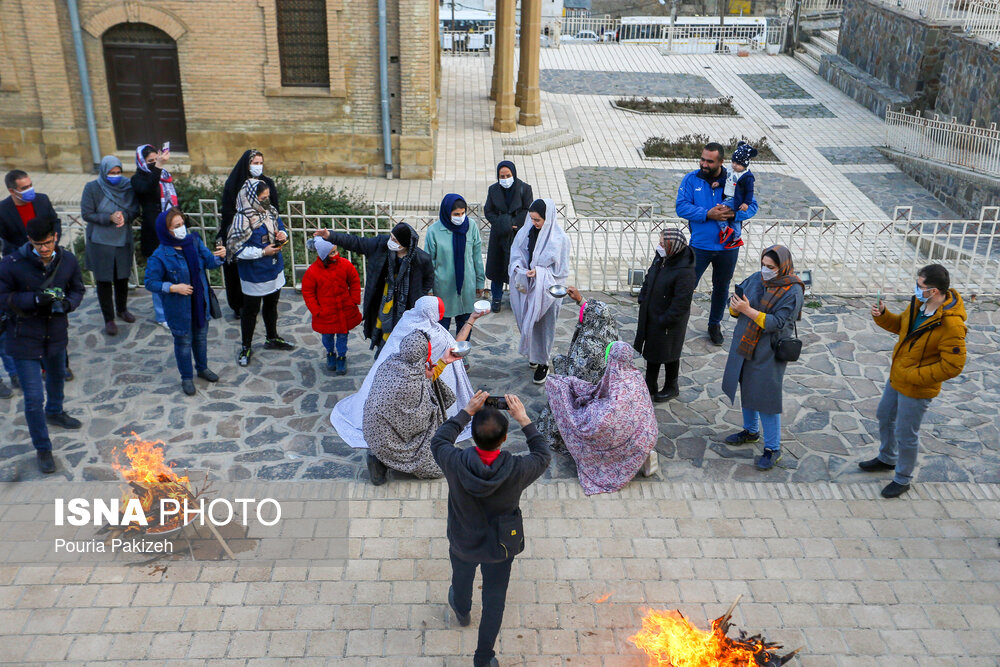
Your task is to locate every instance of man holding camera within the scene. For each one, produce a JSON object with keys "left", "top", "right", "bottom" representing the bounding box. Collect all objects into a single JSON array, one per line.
[
  {"left": 0, "top": 217, "right": 85, "bottom": 473},
  {"left": 431, "top": 390, "right": 551, "bottom": 667}
]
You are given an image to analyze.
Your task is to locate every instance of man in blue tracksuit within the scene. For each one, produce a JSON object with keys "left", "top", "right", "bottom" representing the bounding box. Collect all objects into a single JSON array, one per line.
[{"left": 675, "top": 142, "right": 758, "bottom": 346}]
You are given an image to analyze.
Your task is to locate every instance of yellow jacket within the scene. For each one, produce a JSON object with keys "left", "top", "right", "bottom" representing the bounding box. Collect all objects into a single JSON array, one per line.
[{"left": 873, "top": 289, "right": 967, "bottom": 399}]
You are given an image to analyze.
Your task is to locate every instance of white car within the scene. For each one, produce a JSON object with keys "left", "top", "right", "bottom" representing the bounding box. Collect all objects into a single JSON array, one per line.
[{"left": 573, "top": 30, "right": 600, "bottom": 42}]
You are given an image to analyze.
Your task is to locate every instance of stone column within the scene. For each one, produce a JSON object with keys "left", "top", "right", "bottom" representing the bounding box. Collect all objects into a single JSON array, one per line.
[
  {"left": 517, "top": 0, "right": 542, "bottom": 126},
  {"left": 492, "top": 0, "right": 516, "bottom": 132}
]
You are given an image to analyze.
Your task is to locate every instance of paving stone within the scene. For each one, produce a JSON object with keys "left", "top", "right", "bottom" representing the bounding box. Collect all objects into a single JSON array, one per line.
[
  {"left": 844, "top": 172, "right": 962, "bottom": 220},
  {"left": 771, "top": 103, "right": 837, "bottom": 118},
  {"left": 542, "top": 69, "right": 719, "bottom": 97},
  {"left": 738, "top": 73, "right": 813, "bottom": 99}
]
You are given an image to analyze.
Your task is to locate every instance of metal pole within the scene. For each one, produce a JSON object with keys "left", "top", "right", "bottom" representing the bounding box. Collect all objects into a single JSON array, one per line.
[
  {"left": 719, "top": 0, "right": 726, "bottom": 53},
  {"left": 451, "top": 0, "right": 456, "bottom": 30},
  {"left": 792, "top": 0, "right": 802, "bottom": 53},
  {"left": 668, "top": 0, "right": 678, "bottom": 53},
  {"left": 377, "top": 0, "right": 393, "bottom": 179},
  {"left": 66, "top": 0, "right": 101, "bottom": 172}
]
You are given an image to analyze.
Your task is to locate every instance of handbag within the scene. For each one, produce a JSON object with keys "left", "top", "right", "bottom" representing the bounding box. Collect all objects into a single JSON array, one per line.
[
  {"left": 491, "top": 508, "right": 525, "bottom": 560},
  {"left": 772, "top": 320, "right": 802, "bottom": 362},
  {"left": 206, "top": 274, "right": 222, "bottom": 320}
]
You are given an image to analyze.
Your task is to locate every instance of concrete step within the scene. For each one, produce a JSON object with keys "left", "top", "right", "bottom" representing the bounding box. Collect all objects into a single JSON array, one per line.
[
  {"left": 500, "top": 127, "right": 573, "bottom": 147},
  {"left": 802, "top": 40, "right": 831, "bottom": 62},
  {"left": 794, "top": 49, "right": 821, "bottom": 74},
  {"left": 817, "top": 29, "right": 839, "bottom": 52},
  {"left": 504, "top": 132, "right": 584, "bottom": 155}
]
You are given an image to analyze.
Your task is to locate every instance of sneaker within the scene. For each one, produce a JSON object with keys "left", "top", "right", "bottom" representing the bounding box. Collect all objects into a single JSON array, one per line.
[
  {"left": 653, "top": 388, "right": 679, "bottom": 403},
  {"left": 755, "top": 449, "right": 781, "bottom": 471},
  {"left": 708, "top": 324, "right": 723, "bottom": 346},
  {"left": 881, "top": 481, "right": 911, "bottom": 498},
  {"left": 367, "top": 453, "right": 388, "bottom": 486},
  {"left": 157, "top": 321, "right": 170, "bottom": 331},
  {"left": 264, "top": 337, "right": 295, "bottom": 351},
  {"left": 723, "top": 236, "right": 745, "bottom": 250},
  {"left": 326, "top": 352, "right": 337, "bottom": 372},
  {"left": 64, "top": 367, "right": 74, "bottom": 382},
  {"left": 528, "top": 362, "right": 539, "bottom": 369},
  {"left": 719, "top": 226, "right": 734, "bottom": 244},
  {"left": 725, "top": 429, "right": 760, "bottom": 445},
  {"left": 104, "top": 320, "right": 118, "bottom": 336},
  {"left": 336, "top": 355, "right": 347, "bottom": 376},
  {"left": 448, "top": 585, "right": 471, "bottom": 626},
  {"left": 181, "top": 379, "right": 196, "bottom": 396},
  {"left": 238, "top": 347, "right": 253, "bottom": 367},
  {"left": 36, "top": 450, "right": 56, "bottom": 474},
  {"left": 197, "top": 369, "right": 219, "bottom": 383},
  {"left": 858, "top": 457, "right": 895, "bottom": 472},
  {"left": 491, "top": 300, "right": 502, "bottom": 313},
  {"left": 46, "top": 412, "right": 82, "bottom": 430},
  {"left": 117, "top": 311, "right": 136, "bottom": 323},
  {"left": 533, "top": 364, "right": 548, "bottom": 384},
  {"left": 0, "top": 380, "right": 11, "bottom": 399}
]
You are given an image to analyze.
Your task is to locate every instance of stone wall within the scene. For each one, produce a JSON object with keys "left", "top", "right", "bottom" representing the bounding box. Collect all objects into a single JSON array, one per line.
[
  {"left": 879, "top": 148, "right": 1000, "bottom": 221},
  {"left": 935, "top": 31, "right": 1000, "bottom": 128}
]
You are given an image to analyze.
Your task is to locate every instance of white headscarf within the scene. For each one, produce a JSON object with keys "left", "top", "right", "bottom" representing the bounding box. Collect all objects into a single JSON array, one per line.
[{"left": 330, "top": 295, "right": 475, "bottom": 447}]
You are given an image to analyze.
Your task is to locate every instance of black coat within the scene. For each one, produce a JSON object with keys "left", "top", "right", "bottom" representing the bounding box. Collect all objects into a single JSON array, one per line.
[
  {"left": 0, "top": 243, "right": 85, "bottom": 359},
  {"left": 327, "top": 225, "right": 433, "bottom": 342},
  {"left": 633, "top": 247, "right": 696, "bottom": 364},
  {"left": 483, "top": 179, "right": 533, "bottom": 284},
  {"left": 0, "top": 194, "right": 62, "bottom": 257},
  {"left": 130, "top": 166, "right": 168, "bottom": 258},
  {"left": 220, "top": 150, "right": 280, "bottom": 243}
]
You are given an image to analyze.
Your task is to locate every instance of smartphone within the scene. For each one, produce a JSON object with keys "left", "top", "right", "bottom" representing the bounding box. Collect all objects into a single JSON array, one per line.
[
  {"left": 484, "top": 396, "right": 509, "bottom": 410},
  {"left": 734, "top": 285, "right": 744, "bottom": 299},
  {"left": 876, "top": 289, "right": 882, "bottom": 308},
  {"left": 162, "top": 141, "right": 170, "bottom": 153}
]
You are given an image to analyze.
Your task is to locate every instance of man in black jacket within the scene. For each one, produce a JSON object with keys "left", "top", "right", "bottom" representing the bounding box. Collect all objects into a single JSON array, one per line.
[
  {"left": 0, "top": 217, "right": 85, "bottom": 473},
  {"left": 431, "top": 391, "right": 551, "bottom": 667},
  {"left": 315, "top": 222, "right": 433, "bottom": 353}
]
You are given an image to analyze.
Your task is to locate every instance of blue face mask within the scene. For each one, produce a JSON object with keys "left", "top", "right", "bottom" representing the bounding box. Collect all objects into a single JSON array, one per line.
[
  {"left": 914, "top": 283, "right": 930, "bottom": 303},
  {"left": 106, "top": 175, "right": 123, "bottom": 185},
  {"left": 18, "top": 186, "right": 36, "bottom": 202}
]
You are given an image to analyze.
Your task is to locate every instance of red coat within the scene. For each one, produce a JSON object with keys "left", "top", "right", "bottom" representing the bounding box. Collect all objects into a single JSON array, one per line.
[{"left": 301, "top": 255, "right": 363, "bottom": 334}]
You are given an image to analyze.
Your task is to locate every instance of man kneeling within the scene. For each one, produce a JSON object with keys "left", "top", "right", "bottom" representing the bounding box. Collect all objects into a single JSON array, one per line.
[{"left": 432, "top": 391, "right": 551, "bottom": 667}]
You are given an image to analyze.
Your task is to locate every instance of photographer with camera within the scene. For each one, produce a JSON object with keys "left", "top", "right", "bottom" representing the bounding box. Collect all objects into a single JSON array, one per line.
[
  {"left": 0, "top": 217, "right": 85, "bottom": 473},
  {"left": 431, "top": 390, "right": 551, "bottom": 667}
]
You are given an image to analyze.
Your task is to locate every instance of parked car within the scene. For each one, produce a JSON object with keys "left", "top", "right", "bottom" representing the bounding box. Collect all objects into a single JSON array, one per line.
[{"left": 567, "top": 30, "right": 600, "bottom": 42}]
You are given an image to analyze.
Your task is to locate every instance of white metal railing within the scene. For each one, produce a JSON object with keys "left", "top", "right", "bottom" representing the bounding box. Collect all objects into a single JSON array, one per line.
[
  {"left": 440, "top": 26, "right": 494, "bottom": 55},
  {"left": 58, "top": 201, "right": 1000, "bottom": 296},
  {"left": 618, "top": 21, "right": 778, "bottom": 53},
  {"left": 885, "top": 107, "right": 1000, "bottom": 177},
  {"left": 559, "top": 15, "right": 618, "bottom": 41},
  {"left": 784, "top": 0, "right": 844, "bottom": 15},
  {"left": 879, "top": 0, "right": 969, "bottom": 22},
  {"left": 963, "top": 0, "right": 1000, "bottom": 42}
]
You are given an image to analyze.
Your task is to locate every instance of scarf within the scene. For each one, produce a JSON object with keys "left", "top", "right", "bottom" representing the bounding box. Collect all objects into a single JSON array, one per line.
[
  {"left": 439, "top": 193, "right": 470, "bottom": 294},
  {"left": 97, "top": 155, "right": 138, "bottom": 212},
  {"left": 661, "top": 228, "right": 688, "bottom": 258},
  {"left": 155, "top": 210, "right": 207, "bottom": 330},
  {"left": 497, "top": 160, "right": 518, "bottom": 208},
  {"left": 737, "top": 245, "right": 804, "bottom": 360},
  {"left": 375, "top": 223, "right": 417, "bottom": 344},
  {"left": 227, "top": 179, "right": 278, "bottom": 256},
  {"left": 135, "top": 144, "right": 178, "bottom": 211}
]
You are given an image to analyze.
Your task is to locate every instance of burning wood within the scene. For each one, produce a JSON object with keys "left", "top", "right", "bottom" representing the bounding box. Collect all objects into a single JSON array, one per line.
[
  {"left": 629, "top": 596, "right": 802, "bottom": 666},
  {"left": 108, "top": 435, "right": 200, "bottom": 535}
]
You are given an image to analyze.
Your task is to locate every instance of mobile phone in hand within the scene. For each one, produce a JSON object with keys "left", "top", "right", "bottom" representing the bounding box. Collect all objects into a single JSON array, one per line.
[
  {"left": 484, "top": 396, "right": 509, "bottom": 410},
  {"left": 162, "top": 141, "right": 170, "bottom": 153},
  {"left": 734, "top": 285, "right": 744, "bottom": 299}
]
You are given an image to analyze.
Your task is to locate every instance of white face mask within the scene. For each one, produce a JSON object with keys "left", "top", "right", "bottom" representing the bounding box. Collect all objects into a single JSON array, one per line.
[
  {"left": 655, "top": 244, "right": 666, "bottom": 257},
  {"left": 450, "top": 215, "right": 465, "bottom": 225},
  {"left": 172, "top": 225, "right": 188, "bottom": 241},
  {"left": 387, "top": 238, "right": 402, "bottom": 252},
  {"left": 761, "top": 266, "right": 778, "bottom": 281},
  {"left": 249, "top": 164, "right": 263, "bottom": 177},
  {"left": 499, "top": 177, "right": 514, "bottom": 189}
]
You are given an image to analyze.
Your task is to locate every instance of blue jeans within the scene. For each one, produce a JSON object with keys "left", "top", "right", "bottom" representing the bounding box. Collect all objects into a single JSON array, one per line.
[
  {"left": 450, "top": 551, "right": 514, "bottom": 667},
  {"left": 173, "top": 323, "right": 209, "bottom": 380},
  {"left": 13, "top": 350, "right": 66, "bottom": 452},
  {"left": 693, "top": 246, "right": 740, "bottom": 326},
  {"left": 876, "top": 383, "right": 932, "bottom": 485},
  {"left": 440, "top": 313, "right": 471, "bottom": 339},
  {"left": 0, "top": 330, "right": 16, "bottom": 381},
  {"left": 491, "top": 281, "right": 505, "bottom": 302},
  {"left": 321, "top": 333, "right": 348, "bottom": 357},
  {"left": 743, "top": 407, "right": 781, "bottom": 452},
  {"left": 151, "top": 290, "right": 165, "bottom": 323}
]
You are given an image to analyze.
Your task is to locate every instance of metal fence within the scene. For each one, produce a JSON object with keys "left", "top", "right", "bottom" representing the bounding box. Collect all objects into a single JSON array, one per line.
[
  {"left": 58, "top": 201, "right": 1000, "bottom": 297},
  {"left": 879, "top": 0, "right": 969, "bottom": 21},
  {"left": 440, "top": 27, "right": 494, "bottom": 55},
  {"left": 885, "top": 107, "right": 1000, "bottom": 178},
  {"left": 783, "top": 0, "right": 844, "bottom": 15},
  {"left": 963, "top": 0, "right": 1000, "bottom": 43}
]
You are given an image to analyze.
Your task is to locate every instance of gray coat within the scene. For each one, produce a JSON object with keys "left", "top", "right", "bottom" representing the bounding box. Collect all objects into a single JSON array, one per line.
[
  {"left": 721, "top": 272, "right": 803, "bottom": 414},
  {"left": 81, "top": 180, "right": 138, "bottom": 281}
]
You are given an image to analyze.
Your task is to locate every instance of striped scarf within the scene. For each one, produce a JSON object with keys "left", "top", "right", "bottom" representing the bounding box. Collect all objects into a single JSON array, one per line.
[
  {"left": 737, "top": 245, "right": 804, "bottom": 360},
  {"left": 135, "top": 144, "right": 178, "bottom": 211},
  {"left": 661, "top": 227, "right": 688, "bottom": 258},
  {"left": 226, "top": 179, "right": 279, "bottom": 256}
]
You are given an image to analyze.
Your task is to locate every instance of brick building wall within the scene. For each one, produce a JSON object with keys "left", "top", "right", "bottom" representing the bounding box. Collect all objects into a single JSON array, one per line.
[{"left": 0, "top": 0, "right": 439, "bottom": 177}]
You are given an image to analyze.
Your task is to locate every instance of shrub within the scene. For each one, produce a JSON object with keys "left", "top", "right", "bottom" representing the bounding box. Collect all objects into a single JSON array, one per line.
[
  {"left": 642, "top": 134, "right": 779, "bottom": 162},
  {"left": 616, "top": 96, "right": 738, "bottom": 116}
]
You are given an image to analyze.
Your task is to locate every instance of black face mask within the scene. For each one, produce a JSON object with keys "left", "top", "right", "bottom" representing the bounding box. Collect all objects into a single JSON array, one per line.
[{"left": 147, "top": 160, "right": 157, "bottom": 168}]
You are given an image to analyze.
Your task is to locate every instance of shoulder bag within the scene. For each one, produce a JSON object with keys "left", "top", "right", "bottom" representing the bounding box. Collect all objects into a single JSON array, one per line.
[{"left": 772, "top": 320, "right": 802, "bottom": 362}]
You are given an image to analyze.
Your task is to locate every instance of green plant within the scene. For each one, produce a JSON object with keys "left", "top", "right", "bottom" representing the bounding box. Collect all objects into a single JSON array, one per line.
[
  {"left": 642, "top": 134, "right": 779, "bottom": 162},
  {"left": 616, "top": 95, "right": 738, "bottom": 116}
]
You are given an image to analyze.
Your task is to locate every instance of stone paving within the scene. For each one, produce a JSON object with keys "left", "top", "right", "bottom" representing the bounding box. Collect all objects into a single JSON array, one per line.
[
  {"left": 817, "top": 146, "right": 892, "bottom": 165},
  {"left": 737, "top": 73, "right": 813, "bottom": 99},
  {"left": 539, "top": 69, "right": 719, "bottom": 97},
  {"left": 771, "top": 104, "right": 837, "bottom": 119},
  {"left": 844, "top": 173, "right": 963, "bottom": 221}
]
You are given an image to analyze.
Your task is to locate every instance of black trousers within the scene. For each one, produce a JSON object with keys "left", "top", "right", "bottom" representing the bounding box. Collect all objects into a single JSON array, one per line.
[
  {"left": 240, "top": 291, "right": 280, "bottom": 348},
  {"left": 223, "top": 261, "right": 244, "bottom": 315},
  {"left": 645, "top": 360, "right": 680, "bottom": 393},
  {"left": 95, "top": 278, "right": 129, "bottom": 323},
  {"left": 450, "top": 551, "right": 514, "bottom": 667}
]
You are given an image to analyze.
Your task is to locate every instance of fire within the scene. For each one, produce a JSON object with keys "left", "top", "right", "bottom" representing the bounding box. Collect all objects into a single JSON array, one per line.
[{"left": 111, "top": 434, "right": 193, "bottom": 533}]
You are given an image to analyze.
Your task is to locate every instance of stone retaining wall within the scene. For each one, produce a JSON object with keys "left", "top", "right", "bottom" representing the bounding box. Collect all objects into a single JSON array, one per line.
[
  {"left": 935, "top": 31, "right": 1000, "bottom": 128},
  {"left": 878, "top": 147, "right": 1000, "bottom": 221}
]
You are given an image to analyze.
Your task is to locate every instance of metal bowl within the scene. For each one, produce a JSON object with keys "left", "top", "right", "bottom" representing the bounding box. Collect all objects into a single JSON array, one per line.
[
  {"left": 548, "top": 284, "right": 568, "bottom": 298},
  {"left": 473, "top": 300, "right": 491, "bottom": 314},
  {"left": 451, "top": 341, "right": 472, "bottom": 358}
]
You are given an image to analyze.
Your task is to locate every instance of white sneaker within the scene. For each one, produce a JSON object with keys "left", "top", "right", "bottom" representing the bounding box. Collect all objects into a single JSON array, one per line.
[{"left": 157, "top": 321, "right": 170, "bottom": 330}]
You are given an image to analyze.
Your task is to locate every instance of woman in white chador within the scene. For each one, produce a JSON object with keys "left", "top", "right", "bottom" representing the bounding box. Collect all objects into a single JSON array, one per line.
[
  {"left": 509, "top": 197, "right": 571, "bottom": 385},
  {"left": 329, "top": 295, "right": 476, "bottom": 447}
]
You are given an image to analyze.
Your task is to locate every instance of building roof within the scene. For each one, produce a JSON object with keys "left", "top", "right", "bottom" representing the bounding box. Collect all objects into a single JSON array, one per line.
[{"left": 564, "top": 0, "right": 591, "bottom": 8}]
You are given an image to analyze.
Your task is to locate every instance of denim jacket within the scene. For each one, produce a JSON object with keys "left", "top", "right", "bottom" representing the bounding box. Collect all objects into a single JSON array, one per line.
[{"left": 144, "top": 234, "right": 223, "bottom": 335}]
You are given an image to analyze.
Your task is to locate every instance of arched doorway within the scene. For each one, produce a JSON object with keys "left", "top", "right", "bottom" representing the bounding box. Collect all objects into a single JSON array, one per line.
[{"left": 103, "top": 23, "right": 188, "bottom": 152}]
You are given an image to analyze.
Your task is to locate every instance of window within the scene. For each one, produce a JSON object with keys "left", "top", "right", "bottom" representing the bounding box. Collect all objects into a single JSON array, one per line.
[{"left": 276, "top": 0, "right": 329, "bottom": 87}]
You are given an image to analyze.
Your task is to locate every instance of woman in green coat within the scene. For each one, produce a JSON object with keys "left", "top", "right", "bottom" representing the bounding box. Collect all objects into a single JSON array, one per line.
[{"left": 425, "top": 194, "right": 487, "bottom": 335}]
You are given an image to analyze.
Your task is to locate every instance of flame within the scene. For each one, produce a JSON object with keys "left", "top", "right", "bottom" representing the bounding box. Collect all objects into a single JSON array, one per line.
[
  {"left": 629, "top": 609, "right": 764, "bottom": 667},
  {"left": 111, "top": 434, "right": 192, "bottom": 533},
  {"left": 594, "top": 592, "right": 613, "bottom": 604}
]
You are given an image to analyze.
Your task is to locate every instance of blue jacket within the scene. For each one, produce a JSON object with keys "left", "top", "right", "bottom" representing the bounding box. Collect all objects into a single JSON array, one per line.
[
  {"left": 236, "top": 218, "right": 286, "bottom": 287},
  {"left": 675, "top": 168, "right": 758, "bottom": 251},
  {"left": 144, "top": 234, "right": 223, "bottom": 336}
]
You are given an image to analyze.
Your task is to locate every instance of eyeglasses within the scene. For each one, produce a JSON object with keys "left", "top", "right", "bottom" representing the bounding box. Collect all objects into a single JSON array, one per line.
[{"left": 30, "top": 238, "right": 56, "bottom": 248}]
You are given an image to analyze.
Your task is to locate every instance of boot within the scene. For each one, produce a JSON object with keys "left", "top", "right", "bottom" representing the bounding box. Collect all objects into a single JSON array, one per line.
[{"left": 336, "top": 355, "right": 347, "bottom": 376}]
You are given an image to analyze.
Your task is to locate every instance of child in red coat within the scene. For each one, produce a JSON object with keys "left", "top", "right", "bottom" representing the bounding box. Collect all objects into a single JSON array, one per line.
[{"left": 302, "top": 237, "right": 363, "bottom": 374}]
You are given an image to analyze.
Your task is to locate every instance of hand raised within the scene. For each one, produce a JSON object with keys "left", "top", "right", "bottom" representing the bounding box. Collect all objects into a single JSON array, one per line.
[
  {"left": 465, "top": 390, "right": 489, "bottom": 415},
  {"left": 505, "top": 394, "right": 530, "bottom": 426}
]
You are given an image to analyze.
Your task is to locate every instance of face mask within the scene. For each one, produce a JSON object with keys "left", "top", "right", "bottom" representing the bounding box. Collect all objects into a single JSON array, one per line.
[
  {"left": 258, "top": 197, "right": 270, "bottom": 208},
  {"left": 499, "top": 177, "right": 514, "bottom": 189},
  {"left": 655, "top": 244, "right": 666, "bottom": 257},
  {"left": 17, "top": 186, "right": 36, "bottom": 202},
  {"left": 915, "top": 284, "right": 930, "bottom": 303},
  {"left": 450, "top": 215, "right": 464, "bottom": 225},
  {"left": 387, "top": 239, "right": 402, "bottom": 252},
  {"left": 172, "top": 225, "right": 188, "bottom": 241},
  {"left": 106, "top": 175, "right": 122, "bottom": 185},
  {"left": 249, "top": 164, "right": 263, "bottom": 177},
  {"left": 761, "top": 266, "right": 778, "bottom": 281}
]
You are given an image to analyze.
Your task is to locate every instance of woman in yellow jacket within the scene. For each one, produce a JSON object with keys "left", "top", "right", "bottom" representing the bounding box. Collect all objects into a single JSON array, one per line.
[{"left": 859, "top": 264, "right": 967, "bottom": 498}]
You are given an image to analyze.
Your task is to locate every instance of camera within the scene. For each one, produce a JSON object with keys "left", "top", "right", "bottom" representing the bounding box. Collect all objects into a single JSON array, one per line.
[
  {"left": 44, "top": 287, "right": 66, "bottom": 314},
  {"left": 484, "top": 396, "right": 508, "bottom": 410}
]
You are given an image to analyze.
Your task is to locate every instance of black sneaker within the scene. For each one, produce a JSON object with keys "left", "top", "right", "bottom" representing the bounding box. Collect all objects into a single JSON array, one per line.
[
  {"left": 181, "top": 379, "right": 196, "bottom": 396},
  {"left": 491, "top": 300, "right": 502, "bottom": 313},
  {"left": 367, "top": 453, "right": 388, "bottom": 486},
  {"left": 724, "top": 429, "right": 760, "bottom": 445},
  {"left": 36, "top": 450, "right": 56, "bottom": 474},
  {"left": 197, "top": 369, "right": 219, "bottom": 383},
  {"left": 0, "top": 380, "right": 11, "bottom": 399},
  {"left": 653, "top": 387, "right": 679, "bottom": 403},
  {"left": 881, "top": 481, "right": 911, "bottom": 498},
  {"left": 448, "top": 585, "right": 471, "bottom": 626},
  {"left": 238, "top": 347, "right": 253, "bottom": 367},
  {"left": 858, "top": 457, "right": 895, "bottom": 472},
  {"left": 755, "top": 449, "right": 781, "bottom": 471},
  {"left": 532, "top": 364, "right": 549, "bottom": 384},
  {"left": 46, "top": 412, "right": 82, "bottom": 430},
  {"left": 708, "top": 324, "right": 724, "bottom": 346},
  {"left": 264, "top": 337, "right": 295, "bottom": 351}
]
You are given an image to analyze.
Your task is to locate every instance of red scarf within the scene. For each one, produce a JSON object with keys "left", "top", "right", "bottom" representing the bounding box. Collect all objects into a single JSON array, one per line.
[{"left": 476, "top": 447, "right": 500, "bottom": 466}]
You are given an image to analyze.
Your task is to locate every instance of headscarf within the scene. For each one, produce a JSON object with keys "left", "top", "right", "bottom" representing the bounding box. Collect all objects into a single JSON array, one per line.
[
  {"left": 438, "top": 194, "right": 470, "bottom": 294},
  {"left": 97, "top": 155, "right": 138, "bottom": 212},
  {"left": 226, "top": 179, "right": 279, "bottom": 256},
  {"left": 736, "top": 245, "right": 805, "bottom": 360},
  {"left": 377, "top": 222, "right": 419, "bottom": 343},
  {"left": 155, "top": 209, "right": 207, "bottom": 329},
  {"left": 361, "top": 330, "right": 452, "bottom": 479},
  {"left": 497, "top": 160, "right": 518, "bottom": 207},
  {"left": 135, "top": 144, "right": 178, "bottom": 211},
  {"left": 661, "top": 228, "right": 688, "bottom": 258},
  {"left": 546, "top": 342, "right": 658, "bottom": 495}
]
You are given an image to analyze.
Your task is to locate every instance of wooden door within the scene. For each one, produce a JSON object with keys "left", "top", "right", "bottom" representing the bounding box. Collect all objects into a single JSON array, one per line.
[{"left": 103, "top": 23, "right": 187, "bottom": 152}]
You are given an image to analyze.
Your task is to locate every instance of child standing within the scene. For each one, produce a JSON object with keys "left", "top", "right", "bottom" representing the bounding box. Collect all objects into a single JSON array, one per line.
[
  {"left": 718, "top": 141, "right": 758, "bottom": 249},
  {"left": 302, "top": 237, "right": 363, "bottom": 375}
]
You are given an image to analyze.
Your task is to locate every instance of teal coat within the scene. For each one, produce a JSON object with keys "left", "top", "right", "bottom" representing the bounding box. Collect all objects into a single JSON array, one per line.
[{"left": 424, "top": 220, "right": 486, "bottom": 317}]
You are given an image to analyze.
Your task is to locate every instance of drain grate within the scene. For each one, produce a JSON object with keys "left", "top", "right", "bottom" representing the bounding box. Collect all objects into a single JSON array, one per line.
[{"left": 771, "top": 124, "right": 790, "bottom": 129}]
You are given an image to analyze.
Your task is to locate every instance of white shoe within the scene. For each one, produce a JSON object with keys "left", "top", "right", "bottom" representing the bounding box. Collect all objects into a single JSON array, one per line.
[{"left": 157, "top": 321, "right": 170, "bottom": 330}]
